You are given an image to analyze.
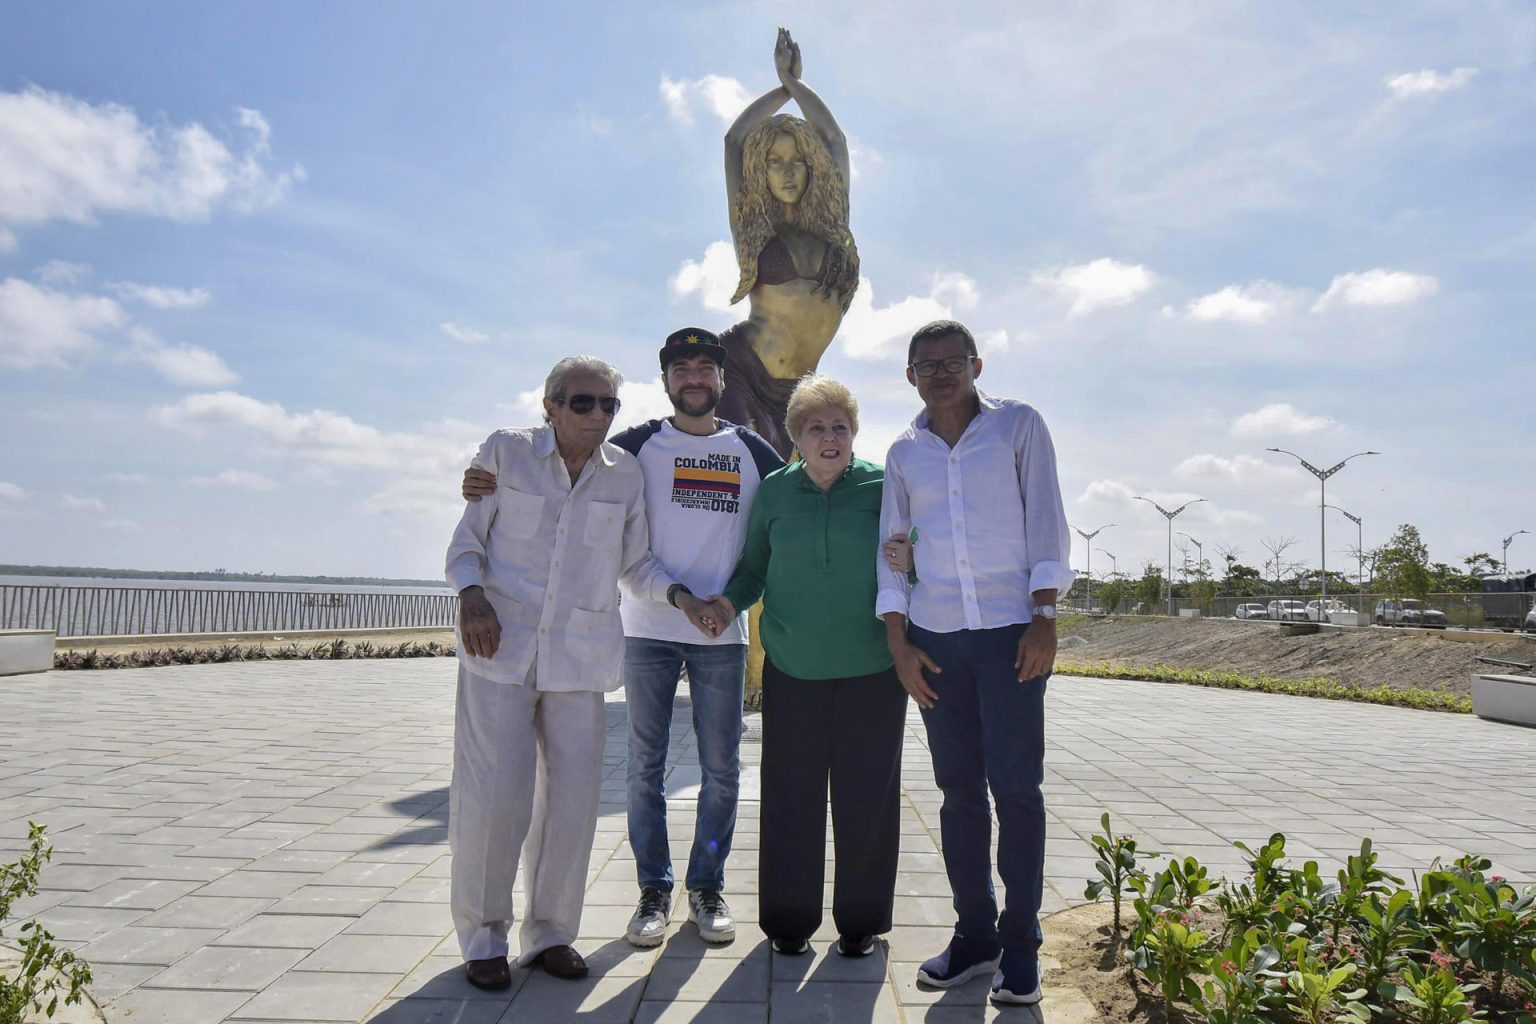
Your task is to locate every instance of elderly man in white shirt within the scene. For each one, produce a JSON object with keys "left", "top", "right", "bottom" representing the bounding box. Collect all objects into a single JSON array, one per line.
[
  {"left": 876, "top": 320, "right": 1074, "bottom": 1008},
  {"left": 445, "top": 355, "right": 673, "bottom": 991}
]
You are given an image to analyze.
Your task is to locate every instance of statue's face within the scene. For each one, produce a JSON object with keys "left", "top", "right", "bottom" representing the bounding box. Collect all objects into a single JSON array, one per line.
[{"left": 765, "top": 132, "right": 808, "bottom": 205}]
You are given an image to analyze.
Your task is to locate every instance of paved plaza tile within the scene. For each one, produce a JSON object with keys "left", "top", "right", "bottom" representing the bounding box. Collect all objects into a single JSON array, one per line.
[{"left": 1, "top": 658, "right": 1534, "bottom": 1022}]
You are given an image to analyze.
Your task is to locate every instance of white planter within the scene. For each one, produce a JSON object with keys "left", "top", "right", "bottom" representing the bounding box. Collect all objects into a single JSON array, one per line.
[
  {"left": 1471, "top": 673, "right": 1536, "bottom": 728},
  {"left": 0, "top": 630, "right": 54, "bottom": 677},
  {"left": 1328, "top": 612, "right": 1366, "bottom": 626}
]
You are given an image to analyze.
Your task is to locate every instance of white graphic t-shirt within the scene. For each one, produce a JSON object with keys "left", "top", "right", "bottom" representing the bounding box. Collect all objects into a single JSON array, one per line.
[{"left": 612, "top": 418, "right": 784, "bottom": 645}]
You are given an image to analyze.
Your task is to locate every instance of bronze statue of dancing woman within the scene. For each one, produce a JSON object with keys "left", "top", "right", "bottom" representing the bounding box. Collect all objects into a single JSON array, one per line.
[{"left": 717, "top": 28, "right": 859, "bottom": 457}]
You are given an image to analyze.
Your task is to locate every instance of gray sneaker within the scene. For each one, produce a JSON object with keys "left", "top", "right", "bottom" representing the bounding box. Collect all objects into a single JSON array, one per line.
[
  {"left": 625, "top": 887, "right": 670, "bottom": 948},
  {"left": 687, "top": 888, "right": 735, "bottom": 943}
]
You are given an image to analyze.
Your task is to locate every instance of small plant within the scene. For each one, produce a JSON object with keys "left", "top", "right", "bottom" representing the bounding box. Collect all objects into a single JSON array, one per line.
[
  {"left": 1386, "top": 961, "right": 1487, "bottom": 1023},
  {"left": 1084, "top": 812, "right": 1159, "bottom": 936},
  {"left": 1, "top": 824, "right": 93, "bottom": 1023},
  {"left": 1279, "top": 943, "right": 1369, "bottom": 1024},
  {"left": 1129, "top": 911, "right": 1212, "bottom": 1018}
]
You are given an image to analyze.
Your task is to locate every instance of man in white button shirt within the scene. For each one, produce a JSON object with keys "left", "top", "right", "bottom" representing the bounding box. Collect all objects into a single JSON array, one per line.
[
  {"left": 444, "top": 356, "right": 673, "bottom": 991},
  {"left": 876, "top": 320, "right": 1074, "bottom": 1007}
]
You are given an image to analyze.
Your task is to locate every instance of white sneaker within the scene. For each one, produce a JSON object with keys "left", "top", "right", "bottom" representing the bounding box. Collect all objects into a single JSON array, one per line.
[
  {"left": 687, "top": 888, "right": 735, "bottom": 943},
  {"left": 625, "top": 887, "right": 670, "bottom": 948}
]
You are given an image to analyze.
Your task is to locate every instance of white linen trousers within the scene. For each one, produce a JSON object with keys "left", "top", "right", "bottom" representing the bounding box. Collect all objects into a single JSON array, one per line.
[{"left": 449, "top": 664, "right": 606, "bottom": 963}]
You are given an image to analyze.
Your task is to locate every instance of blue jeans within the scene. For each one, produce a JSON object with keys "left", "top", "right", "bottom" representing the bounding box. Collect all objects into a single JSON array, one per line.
[
  {"left": 624, "top": 636, "right": 746, "bottom": 893},
  {"left": 909, "top": 622, "right": 1048, "bottom": 957}
]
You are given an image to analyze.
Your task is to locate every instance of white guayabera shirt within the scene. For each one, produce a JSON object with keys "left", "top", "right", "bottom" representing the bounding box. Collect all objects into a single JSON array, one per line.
[
  {"left": 446, "top": 425, "right": 674, "bottom": 691},
  {"left": 876, "top": 393, "right": 1075, "bottom": 633}
]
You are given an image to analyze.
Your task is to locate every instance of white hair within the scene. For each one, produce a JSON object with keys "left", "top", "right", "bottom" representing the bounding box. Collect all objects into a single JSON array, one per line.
[{"left": 543, "top": 356, "right": 623, "bottom": 402}]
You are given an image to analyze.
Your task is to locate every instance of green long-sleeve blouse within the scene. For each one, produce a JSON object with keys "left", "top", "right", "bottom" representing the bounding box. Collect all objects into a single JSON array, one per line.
[{"left": 722, "top": 457, "right": 893, "bottom": 681}]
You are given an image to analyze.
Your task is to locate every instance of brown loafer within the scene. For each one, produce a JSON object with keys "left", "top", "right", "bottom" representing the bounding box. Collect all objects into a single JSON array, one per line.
[
  {"left": 536, "top": 943, "right": 589, "bottom": 980},
  {"left": 465, "top": 956, "right": 511, "bottom": 990}
]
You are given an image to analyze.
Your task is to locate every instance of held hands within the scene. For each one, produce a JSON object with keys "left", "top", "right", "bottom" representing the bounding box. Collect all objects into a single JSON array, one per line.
[
  {"left": 1015, "top": 617, "right": 1057, "bottom": 682},
  {"left": 774, "top": 27, "right": 802, "bottom": 85},
  {"left": 883, "top": 534, "right": 913, "bottom": 574},
  {"left": 678, "top": 593, "right": 737, "bottom": 639},
  {"left": 462, "top": 467, "right": 497, "bottom": 502},
  {"left": 458, "top": 586, "right": 502, "bottom": 659}
]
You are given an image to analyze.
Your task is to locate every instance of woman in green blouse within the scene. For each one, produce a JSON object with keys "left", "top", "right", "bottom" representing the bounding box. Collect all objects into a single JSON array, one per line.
[{"left": 706, "top": 374, "right": 908, "bottom": 958}]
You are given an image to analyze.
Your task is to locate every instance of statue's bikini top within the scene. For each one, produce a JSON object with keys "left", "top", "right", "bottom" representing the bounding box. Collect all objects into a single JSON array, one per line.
[{"left": 757, "top": 235, "right": 842, "bottom": 291}]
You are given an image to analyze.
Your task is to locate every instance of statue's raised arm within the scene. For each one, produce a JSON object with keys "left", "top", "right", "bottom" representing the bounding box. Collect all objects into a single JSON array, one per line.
[{"left": 714, "top": 29, "right": 860, "bottom": 455}]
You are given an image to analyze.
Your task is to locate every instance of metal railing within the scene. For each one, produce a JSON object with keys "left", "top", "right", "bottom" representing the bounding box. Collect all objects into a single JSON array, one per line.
[{"left": 0, "top": 584, "right": 458, "bottom": 638}]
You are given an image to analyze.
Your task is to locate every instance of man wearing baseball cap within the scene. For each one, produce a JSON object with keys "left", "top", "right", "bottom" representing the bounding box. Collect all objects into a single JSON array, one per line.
[{"left": 462, "top": 327, "right": 784, "bottom": 948}]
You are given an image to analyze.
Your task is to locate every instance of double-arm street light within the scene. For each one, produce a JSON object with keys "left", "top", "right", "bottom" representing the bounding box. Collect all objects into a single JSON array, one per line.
[
  {"left": 1072, "top": 523, "right": 1115, "bottom": 613},
  {"left": 1265, "top": 448, "right": 1380, "bottom": 600},
  {"left": 1324, "top": 504, "right": 1364, "bottom": 612},
  {"left": 1097, "top": 548, "right": 1117, "bottom": 578},
  {"left": 1133, "top": 496, "right": 1206, "bottom": 616},
  {"left": 1504, "top": 530, "right": 1530, "bottom": 574}
]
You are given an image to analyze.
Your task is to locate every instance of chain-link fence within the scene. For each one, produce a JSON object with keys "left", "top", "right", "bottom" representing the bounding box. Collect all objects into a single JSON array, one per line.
[{"left": 1063, "top": 586, "right": 1535, "bottom": 630}]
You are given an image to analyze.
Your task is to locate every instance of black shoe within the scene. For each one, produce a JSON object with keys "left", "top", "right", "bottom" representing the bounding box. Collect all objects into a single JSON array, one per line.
[
  {"left": 837, "top": 933, "right": 877, "bottom": 957},
  {"left": 772, "top": 936, "right": 810, "bottom": 955},
  {"left": 465, "top": 956, "right": 511, "bottom": 990}
]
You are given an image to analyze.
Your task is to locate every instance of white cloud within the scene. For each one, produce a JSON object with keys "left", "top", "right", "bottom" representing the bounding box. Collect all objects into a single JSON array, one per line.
[
  {"left": 128, "top": 327, "right": 238, "bottom": 387},
  {"left": 0, "top": 277, "right": 124, "bottom": 369},
  {"left": 106, "top": 472, "right": 147, "bottom": 484},
  {"left": 1185, "top": 282, "right": 1288, "bottom": 324},
  {"left": 111, "top": 282, "right": 211, "bottom": 309},
  {"left": 839, "top": 272, "right": 980, "bottom": 360},
  {"left": 0, "top": 227, "right": 13, "bottom": 251},
  {"left": 1230, "top": 402, "right": 1333, "bottom": 438},
  {"left": 501, "top": 378, "right": 678, "bottom": 436},
  {"left": 1174, "top": 454, "right": 1303, "bottom": 486},
  {"left": 668, "top": 241, "right": 739, "bottom": 312},
  {"left": 439, "top": 322, "right": 489, "bottom": 344},
  {"left": 62, "top": 494, "right": 107, "bottom": 513},
  {"left": 1386, "top": 67, "right": 1478, "bottom": 99},
  {"left": 659, "top": 75, "right": 750, "bottom": 127},
  {"left": 1312, "top": 269, "right": 1438, "bottom": 311},
  {"left": 0, "top": 87, "right": 301, "bottom": 243},
  {"left": 191, "top": 469, "right": 278, "bottom": 491},
  {"left": 36, "top": 260, "right": 91, "bottom": 287},
  {"left": 1078, "top": 478, "right": 1137, "bottom": 504},
  {"left": 1032, "top": 258, "right": 1154, "bottom": 317},
  {"left": 0, "top": 481, "right": 28, "bottom": 501}
]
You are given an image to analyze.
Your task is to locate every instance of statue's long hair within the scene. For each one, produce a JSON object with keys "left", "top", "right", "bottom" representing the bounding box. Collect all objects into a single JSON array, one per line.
[{"left": 730, "top": 114, "right": 859, "bottom": 311}]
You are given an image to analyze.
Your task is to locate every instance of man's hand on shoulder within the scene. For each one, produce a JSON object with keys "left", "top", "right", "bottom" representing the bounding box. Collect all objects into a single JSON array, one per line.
[
  {"left": 463, "top": 467, "right": 497, "bottom": 502},
  {"left": 1015, "top": 616, "right": 1056, "bottom": 682}
]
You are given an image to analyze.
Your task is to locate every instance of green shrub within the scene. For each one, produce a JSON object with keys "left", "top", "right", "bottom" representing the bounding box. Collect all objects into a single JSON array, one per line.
[{"left": 1, "top": 824, "right": 92, "bottom": 1023}]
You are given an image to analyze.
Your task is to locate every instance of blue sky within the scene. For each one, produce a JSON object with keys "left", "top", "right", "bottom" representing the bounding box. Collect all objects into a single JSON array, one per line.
[{"left": 3, "top": 1, "right": 1533, "bottom": 582}]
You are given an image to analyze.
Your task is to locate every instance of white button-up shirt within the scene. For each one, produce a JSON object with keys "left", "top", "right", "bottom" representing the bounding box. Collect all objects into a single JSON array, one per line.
[
  {"left": 876, "top": 393, "right": 1075, "bottom": 633},
  {"left": 446, "top": 426, "right": 673, "bottom": 691}
]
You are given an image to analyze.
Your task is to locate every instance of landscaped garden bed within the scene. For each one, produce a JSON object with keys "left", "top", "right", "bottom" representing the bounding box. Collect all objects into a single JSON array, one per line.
[{"left": 1069, "top": 814, "right": 1536, "bottom": 1022}]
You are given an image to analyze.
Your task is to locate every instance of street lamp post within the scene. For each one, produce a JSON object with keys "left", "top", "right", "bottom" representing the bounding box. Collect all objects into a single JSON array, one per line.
[
  {"left": 1072, "top": 523, "right": 1115, "bottom": 614},
  {"left": 1503, "top": 530, "right": 1530, "bottom": 574},
  {"left": 1325, "top": 504, "right": 1364, "bottom": 612},
  {"left": 1177, "top": 532, "right": 1203, "bottom": 579},
  {"left": 1097, "top": 548, "right": 1117, "bottom": 578},
  {"left": 1133, "top": 496, "right": 1207, "bottom": 616},
  {"left": 1265, "top": 448, "right": 1380, "bottom": 600}
]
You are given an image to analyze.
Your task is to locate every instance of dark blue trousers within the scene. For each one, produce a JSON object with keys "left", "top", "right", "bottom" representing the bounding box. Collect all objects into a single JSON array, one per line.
[{"left": 909, "top": 622, "right": 1048, "bottom": 957}]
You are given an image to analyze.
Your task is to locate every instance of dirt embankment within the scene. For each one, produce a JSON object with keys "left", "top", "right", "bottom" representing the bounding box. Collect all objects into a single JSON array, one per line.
[{"left": 1057, "top": 616, "right": 1536, "bottom": 696}]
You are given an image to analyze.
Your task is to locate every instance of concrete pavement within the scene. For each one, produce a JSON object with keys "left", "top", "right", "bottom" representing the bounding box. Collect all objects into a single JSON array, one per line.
[{"left": 1, "top": 659, "right": 1533, "bottom": 1022}]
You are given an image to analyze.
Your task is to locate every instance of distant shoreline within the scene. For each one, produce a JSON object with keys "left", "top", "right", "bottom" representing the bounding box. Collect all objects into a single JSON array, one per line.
[{"left": 1, "top": 564, "right": 451, "bottom": 589}]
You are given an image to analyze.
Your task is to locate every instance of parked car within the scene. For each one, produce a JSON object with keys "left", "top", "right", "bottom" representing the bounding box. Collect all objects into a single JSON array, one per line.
[
  {"left": 1305, "top": 599, "right": 1351, "bottom": 622},
  {"left": 1524, "top": 602, "right": 1536, "bottom": 633},
  {"left": 1267, "top": 599, "right": 1310, "bottom": 621},
  {"left": 1373, "top": 599, "right": 1449, "bottom": 629},
  {"left": 1234, "top": 603, "right": 1269, "bottom": 620}
]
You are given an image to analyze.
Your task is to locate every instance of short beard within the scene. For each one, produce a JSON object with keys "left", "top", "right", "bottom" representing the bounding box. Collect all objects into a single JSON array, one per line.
[{"left": 670, "top": 386, "right": 719, "bottom": 418}]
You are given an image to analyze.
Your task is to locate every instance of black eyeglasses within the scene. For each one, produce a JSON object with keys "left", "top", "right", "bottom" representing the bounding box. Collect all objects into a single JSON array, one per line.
[
  {"left": 558, "top": 394, "right": 621, "bottom": 416},
  {"left": 909, "top": 356, "right": 974, "bottom": 377}
]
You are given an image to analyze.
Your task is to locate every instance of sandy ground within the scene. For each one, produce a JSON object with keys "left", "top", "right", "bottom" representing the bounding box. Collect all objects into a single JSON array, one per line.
[{"left": 1058, "top": 616, "right": 1536, "bottom": 695}]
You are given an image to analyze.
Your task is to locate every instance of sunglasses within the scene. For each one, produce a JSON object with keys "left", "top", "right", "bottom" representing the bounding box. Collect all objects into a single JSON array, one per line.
[
  {"left": 558, "top": 393, "right": 621, "bottom": 416},
  {"left": 909, "top": 356, "right": 974, "bottom": 377}
]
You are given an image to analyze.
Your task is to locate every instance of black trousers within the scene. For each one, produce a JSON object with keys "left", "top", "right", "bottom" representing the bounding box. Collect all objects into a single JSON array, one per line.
[{"left": 758, "top": 657, "right": 909, "bottom": 941}]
